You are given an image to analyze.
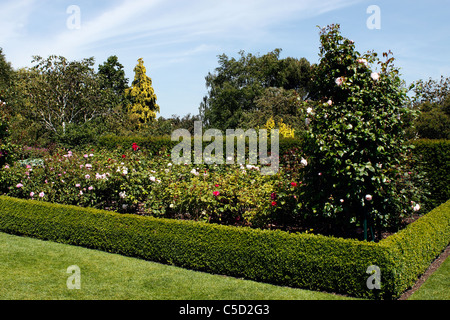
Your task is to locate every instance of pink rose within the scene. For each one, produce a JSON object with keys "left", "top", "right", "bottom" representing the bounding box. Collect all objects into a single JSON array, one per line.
[
  {"left": 357, "top": 58, "right": 368, "bottom": 67},
  {"left": 335, "top": 77, "right": 344, "bottom": 86}
]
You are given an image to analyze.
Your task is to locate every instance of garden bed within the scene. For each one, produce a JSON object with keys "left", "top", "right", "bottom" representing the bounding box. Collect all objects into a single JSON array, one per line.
[{"left": 1, "top": 143, "right": 440, "bottom": 242}]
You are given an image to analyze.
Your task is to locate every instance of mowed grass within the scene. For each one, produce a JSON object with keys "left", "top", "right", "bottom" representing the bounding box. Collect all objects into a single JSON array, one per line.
[
  {"left": 0, "top": 232, "right": 355, "bottom": 300},
  {"left": 408, "top": 255, "right": 450, "bottom": 300}
]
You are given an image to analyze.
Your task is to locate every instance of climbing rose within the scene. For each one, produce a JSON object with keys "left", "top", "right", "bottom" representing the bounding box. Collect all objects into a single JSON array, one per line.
[{"left": 357, "top": 58, "right": 368, "bottom": 67}]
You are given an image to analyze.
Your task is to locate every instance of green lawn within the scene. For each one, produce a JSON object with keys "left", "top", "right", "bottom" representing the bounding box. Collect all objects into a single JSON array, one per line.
[
  {"left": 1, "top": 232, "right": 447, "bottom": 301},
  {"left": 408, "top": 255, "right": 450, "bottom": 300},
  {"left": 0, "top": 232, "right": 354, "bottom": 300}
]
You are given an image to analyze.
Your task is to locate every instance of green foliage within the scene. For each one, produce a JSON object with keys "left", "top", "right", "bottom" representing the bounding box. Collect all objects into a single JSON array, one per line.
[
  {"left": 380, "top": 199, "right": 450, "bottom": 298},
  {"left": 238, "top": 87, "right": 305, "bottom": 135},
  {"left": 200, "top": 49, "right": 312, "bottom": 130},
  {"left": 144, "top": 161, "right": 278, "bottom": 227},
  {"left": 414, "top": 97, "right": 450, "bottom": 140},
  {"left": 300, "top": 24, "right": 421, "bottom": 238},
  {"left": 97, "top": 55, "right": 130, "bottom": 119},
  {"left": 97, "top": 134, "right": 177, "bottom": 155},
  {"left": 97, "top": 134, "right": 303, "bottom": 161},
  {"left": 1, "top": 195, "right": 448, "bottom": 299},
  {"left": 0, "top": 48, "right": 14, "bottom": 101},
  {"left": 0, "top": 108, "right": 15, "bottom": 167},
  {"left": 409, "top": 76, "right": 450, "bottom": 139},
  {"left": 144, "top": 114, "right": 202, "bottom": 136},
  {"left": 0, "top": 48, "right": 17, "bottom": 167},
  {"left": 4, "top": 54, "right": 131, "bottom": 148},
  {"left": 413, "top": 75, "right": 450, "bottom": 105},
  {"left": 15, "top": 55, "right": 115, "bottom": 136},
  {"left": 98, "top": 55, "right": 129, "bottom": 96},
  {"left": 411, "top": 139, "right": 450, "bottom": 209},
  {"left": 125, "top": 58, "right": 159, "bottom": 127}
]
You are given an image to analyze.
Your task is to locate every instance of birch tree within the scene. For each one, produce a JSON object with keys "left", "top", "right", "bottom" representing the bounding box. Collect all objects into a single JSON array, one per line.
[{"left": 20, "top": 55, "right": 108, "bottom": 136}]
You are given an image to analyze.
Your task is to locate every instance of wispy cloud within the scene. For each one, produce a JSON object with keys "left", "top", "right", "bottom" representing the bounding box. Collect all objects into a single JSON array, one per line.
[
  {"left": 0, "top": 0, "right": 36, "bottom": 43},
  {"left": 4, "top": 0, "right": 362, "bottom": 67}
]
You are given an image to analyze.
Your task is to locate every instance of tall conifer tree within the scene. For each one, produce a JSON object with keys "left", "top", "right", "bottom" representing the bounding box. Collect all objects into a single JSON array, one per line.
[{"left": 126, "top": 58, "right": 159, "bottom": 125}]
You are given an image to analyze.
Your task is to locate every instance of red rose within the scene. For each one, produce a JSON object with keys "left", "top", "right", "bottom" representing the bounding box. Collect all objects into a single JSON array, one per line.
[
  {"left": 213, "top": 191, "right": 220, "bottom": 197},
  {"left": 291, "top": 182, "right": 297, "bottom": 187},
  {"left": 122, "top": 155, "right": 126, "bottom": 159},
  {"left": 271, "top": 201, "right": 277, "bottom": 207}
]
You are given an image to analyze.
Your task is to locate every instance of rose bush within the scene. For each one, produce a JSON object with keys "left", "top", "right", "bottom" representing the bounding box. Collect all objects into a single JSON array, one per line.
[
  {"left": 0, "top": 145, "right": 288, "bottom": 228},
  {"left": 299, "top": 24, "right": 426, "bottom": 239}
]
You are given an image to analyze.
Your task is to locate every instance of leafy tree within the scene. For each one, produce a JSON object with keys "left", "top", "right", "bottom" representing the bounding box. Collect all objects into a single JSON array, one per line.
[
  {"left": 410, "top": 76, "right": 450, "bottom": 139},
  {"left": 0, "top": 49, "right": 16, "bottom": 166},
  {"left": 0, "top": 48, "right": 14, "bottom": 102},
  {"left": 125, "top": 58, "right": 159, "bottom": 127},
  {"left": 412, "top": 76, "right": 450, "bottom": 105},
  {"left": 98, "top": 55, "right": 129, "bottom": 106},
  {"left": 238, "top": 87, "right": 305, "bottom": 134},
  {"left": 17, "top": 55, "right": 109, "bottom": 137},
  {"left": 96, "top": 55, "right": 134, "bottom": 137},
  {"left": 200, "top": 49, "right": 312, "bottom": 129},
  {"left": 98, "top": 56, "right": 129, "bottom": 93},
  {"left": 145, "top": 113, "right": 201, "bottom": 136},
  {"left": 299, "top": 24, "right": 423, "bottom": 239}
]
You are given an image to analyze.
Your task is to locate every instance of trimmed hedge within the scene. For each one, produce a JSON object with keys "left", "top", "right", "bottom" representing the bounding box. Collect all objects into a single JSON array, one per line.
[
  {"left": 97, "top": 134, "right": 303, "bottom": 160},
  {"left": 97, "top": 135, "right": 178, "bottom": 155},
  {"left": 411, "top": 139, "right": 450, "bottom": 209},
  {"left": 0, "top": 195, "right": 449, "bottom": 299},
  {"left": 380, "top": 199, "right": 450, "bottom": 297}
]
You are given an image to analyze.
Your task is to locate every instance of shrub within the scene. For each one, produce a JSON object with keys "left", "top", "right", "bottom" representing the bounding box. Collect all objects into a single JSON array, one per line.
[
  {"left": 97, "top": 134, "right": 303, "bottom": 164},
  {"left": 0, "top": 147, "right": 283, "bottom": 228},
  {"left": 411, "top": 139, "right": 450, "bottom": 209},
  {"left": 300, "top": 24, "right": 421, "bottom": 239},
  {"left": 380, "top": 199, "right": 450, "bottom": 296}
]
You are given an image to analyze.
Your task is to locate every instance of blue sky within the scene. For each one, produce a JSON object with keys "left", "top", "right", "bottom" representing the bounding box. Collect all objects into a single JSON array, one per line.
[{"left": 1, "top": 0, "right": 449, "bottom": 118}]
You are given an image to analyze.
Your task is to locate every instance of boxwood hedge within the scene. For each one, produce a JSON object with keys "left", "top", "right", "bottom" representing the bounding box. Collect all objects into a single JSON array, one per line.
[
  {"left": 412, "top": 139, "right": 450, "bottom": 209},
  {"left": 0, "top": 195, "right": 448, "bottom": 299}
]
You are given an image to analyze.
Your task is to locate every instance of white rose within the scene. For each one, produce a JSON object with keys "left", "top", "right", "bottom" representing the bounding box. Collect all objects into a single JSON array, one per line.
[{"left": 371, "top": 72, "right": 380, "bottom": 81}]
